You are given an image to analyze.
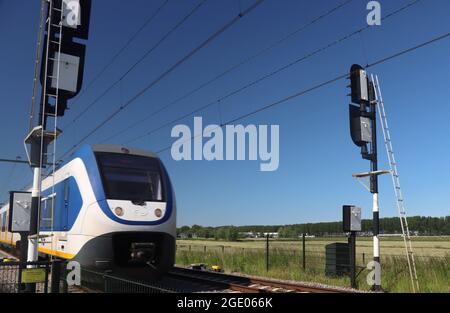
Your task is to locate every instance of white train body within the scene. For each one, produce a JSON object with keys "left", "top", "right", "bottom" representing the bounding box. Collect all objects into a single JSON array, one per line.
[{"left": 0, "top": 145, "right": 176, "bottom": 273}]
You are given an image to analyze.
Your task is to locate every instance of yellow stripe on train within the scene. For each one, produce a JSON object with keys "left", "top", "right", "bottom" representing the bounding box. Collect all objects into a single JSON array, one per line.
[{"left": 0, "top": 237, "right": 74, "bottom": 259}]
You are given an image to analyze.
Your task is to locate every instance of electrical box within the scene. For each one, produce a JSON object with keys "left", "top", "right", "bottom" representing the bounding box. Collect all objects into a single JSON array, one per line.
[
  {"left": 51, "top": 52, "right": 80, "bottom": 93},
  {"left": 325, "top": 243, "right": 349, "bottom": 276},
  {"left": 343, "top": 205, "right": 362, "bottom": 232},
  {"left": 8, "top": 191, "right": 32, "bottom": 233}
]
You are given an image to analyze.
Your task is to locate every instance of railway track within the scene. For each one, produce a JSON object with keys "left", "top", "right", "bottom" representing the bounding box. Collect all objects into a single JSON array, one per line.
[{"left": 168, "top": 267, "right": 356, "bottom": 293}]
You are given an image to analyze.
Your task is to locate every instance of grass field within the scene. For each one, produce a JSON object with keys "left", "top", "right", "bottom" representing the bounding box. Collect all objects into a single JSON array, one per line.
[{"left": 175, "top": 237, "right": 450, "bottom": 293}]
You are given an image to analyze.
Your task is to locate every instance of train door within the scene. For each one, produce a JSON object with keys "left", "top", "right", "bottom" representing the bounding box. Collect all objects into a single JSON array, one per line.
[{"left": 56, "top": 179, "right": 70, "bottom": 254}]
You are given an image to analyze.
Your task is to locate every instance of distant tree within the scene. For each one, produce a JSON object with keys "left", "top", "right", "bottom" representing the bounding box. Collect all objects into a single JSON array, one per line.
[
  {"left": 177, "top": 216, "right": 450, "bottom": 237},
  {"left": 225, "top": 227, "right": 239, "bottom": 241},
  {"left": 178, "top": 226, "right": 190, "bottom": 236}
]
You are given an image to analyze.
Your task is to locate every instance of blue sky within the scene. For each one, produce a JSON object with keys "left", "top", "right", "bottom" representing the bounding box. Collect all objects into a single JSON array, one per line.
[{"left": 0, "top": 0, "right": 449, "bottom": 226}]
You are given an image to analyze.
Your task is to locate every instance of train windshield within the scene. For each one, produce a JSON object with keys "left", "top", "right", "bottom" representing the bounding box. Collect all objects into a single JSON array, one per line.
[{"left": 96, "top": 152, "right": 164, "bottom": 202}]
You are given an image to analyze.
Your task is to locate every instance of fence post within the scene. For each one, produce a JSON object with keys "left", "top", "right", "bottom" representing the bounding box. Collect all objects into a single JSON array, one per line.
[
  {"left": 18, "top": 232, "right": 28, "bottom": 293},
  {"left": 51, "top": 259, "right": 62, "bottom": 293},
  {"left": 302, "top": 233, "right": 306, "bottom": 270},
  {"left": 189, "top": 245, "right": 191, "bottom": 252},
  {"left": 221, "top": 246, "right": 224, "bottom": 253},
  {"left": 363, "top": 252, "right": 365, "bottom": 264},
  {"left": 204, "top": 246, "right": 207, "bottom": 253},
  {"left": 62, "top": 261, "right": 68, "bottom": 293},
  {"left": 349, "top": 232, "right": 357, "bottom": 289},
  {"left": 266, "top": 234, "right": 269, "bottom": 272},
  {"left": 44, "top": 263, "right": 49, "bottom": 293},
  {"left": 104, "top": 275, "right": 108, "bottom": 293}
]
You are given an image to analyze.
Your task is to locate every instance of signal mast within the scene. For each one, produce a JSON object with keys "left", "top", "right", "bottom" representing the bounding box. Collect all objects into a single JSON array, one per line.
[{"left": 24, "top": 0, "right": 91, "bottom": 291}]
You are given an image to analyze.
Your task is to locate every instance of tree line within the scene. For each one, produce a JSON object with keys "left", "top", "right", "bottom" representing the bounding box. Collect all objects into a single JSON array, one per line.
[{"left": 177, "top": 216, "right": 450, "bottom": 240}]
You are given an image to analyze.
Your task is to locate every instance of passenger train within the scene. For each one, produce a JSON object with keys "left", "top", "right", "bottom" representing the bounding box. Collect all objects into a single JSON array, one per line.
[{"left": 0, "top": 144, "right": 176, "bottom": 275}]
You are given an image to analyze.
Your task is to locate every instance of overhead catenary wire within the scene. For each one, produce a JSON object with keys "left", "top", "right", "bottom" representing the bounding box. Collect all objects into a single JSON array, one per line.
[
  {"left": 64, "top": 0, "right": 203, "bottom": 130},
  {"left": 118, "top": 0, "right": 423, "bottom": 145},
  {"left": 20, "top": 12, "right": 450, "bottom": 191},
  {"left": 100, "top": 0, "right": 355, "bottom": 144},
  {"left": 57, "top": 0, "right": 265, "bottom": 161},
  {"left": 151, "top": 31, "right": 450, "bottom": 155}
]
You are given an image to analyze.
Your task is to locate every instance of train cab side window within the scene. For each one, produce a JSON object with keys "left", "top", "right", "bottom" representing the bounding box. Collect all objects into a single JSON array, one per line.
[
  {"left": 1, "top": 213, "right": 6, "bottom": 232},
  {"left": 40, "top": 194, "right": 55, "bottom": 230},
  {"left": 64, "top": 179, "right": 70, "bottom": 207}
]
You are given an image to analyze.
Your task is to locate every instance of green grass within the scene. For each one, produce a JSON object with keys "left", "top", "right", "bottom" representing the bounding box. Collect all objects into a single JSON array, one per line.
[
  {"left": 178, "top": 237, "right": 450, "bottom": 257},
  {"left": 175, "top": 239, "right": 450, "bottom": 293}
]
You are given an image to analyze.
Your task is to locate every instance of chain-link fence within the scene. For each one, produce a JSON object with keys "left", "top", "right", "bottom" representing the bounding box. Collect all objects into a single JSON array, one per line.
[
  {"left": 0, "top": 258, "right": 74, "bottom": 293},
  {"left": 0, "top": 260, "right": 51, "bottom": 293}
]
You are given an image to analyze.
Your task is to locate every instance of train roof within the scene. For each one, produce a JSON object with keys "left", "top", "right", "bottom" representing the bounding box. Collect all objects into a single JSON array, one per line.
[{"left": 90, "top": 144, "right": 159, "bottom": 159}]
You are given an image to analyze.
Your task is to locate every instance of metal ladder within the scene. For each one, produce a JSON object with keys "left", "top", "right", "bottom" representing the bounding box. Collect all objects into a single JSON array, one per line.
[
  {"left": 371, "top": 74, "right": 420, "bottom": 292},
  {"left": 38, "top": 0, "right": 65, "bottom": 255}
]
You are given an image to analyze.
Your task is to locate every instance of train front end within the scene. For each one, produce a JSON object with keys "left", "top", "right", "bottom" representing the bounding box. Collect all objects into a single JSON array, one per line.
[{"left": 75, "top": 145, "right": 176, "bottom": 276}]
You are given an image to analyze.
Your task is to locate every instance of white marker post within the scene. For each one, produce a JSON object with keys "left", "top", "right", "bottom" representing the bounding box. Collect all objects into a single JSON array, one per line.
[{"left": 27, "top": 166, "right": 41, "bottom": 266}]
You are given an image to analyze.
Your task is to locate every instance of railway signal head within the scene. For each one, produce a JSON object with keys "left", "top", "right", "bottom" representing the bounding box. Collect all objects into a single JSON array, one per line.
[
  {"left": 349, "top": 104, "right": 372, "bottom": 148},
  {"left": 349, "top": 64, "right": 369, "bottom": 104},
  {"left": 41, "top": 0, "right": 92, "bottom": 117},
  {"left": 348, "top": 64, "right": 375, "bottom": 160}
]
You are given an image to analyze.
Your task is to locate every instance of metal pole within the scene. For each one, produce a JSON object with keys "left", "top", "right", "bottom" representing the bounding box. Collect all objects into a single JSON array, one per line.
[
  {"left": 28, "top": 167, "right": 40, "bottom": 263},
  {"left": 26, "top": 166, "right": 41, "bottom": 293},
  {"left": 62, "top": 262, "right": 68, "bottom": 293},
  {"left": 302, "top": 233, "right": 306, "bottom": 270},
  {"left": 266, "top": 234, "right": 269, "bottom": 272},
  {"left": 370, "top": 98, "right": 381, "bottom": 291},
  {"left": 349, "top": 231, "right": 357, "bottom": 289},
  {"left": 372, "top": 192, "right": 381, "bottom": 290},
  {"left": 18, "top": 232, "right": 29, "bottom": 292},
  {"left": 51, "top": 259, "right": 62, "bottom": 293}
]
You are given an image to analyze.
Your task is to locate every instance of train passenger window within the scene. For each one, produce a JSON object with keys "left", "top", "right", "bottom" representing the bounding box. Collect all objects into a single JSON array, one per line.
[
  {"left": 1, "top": 213, "right": 6, "bottom": 232},
  {"left": 95, "top": 152, "right": 164, "bottom": 202}
]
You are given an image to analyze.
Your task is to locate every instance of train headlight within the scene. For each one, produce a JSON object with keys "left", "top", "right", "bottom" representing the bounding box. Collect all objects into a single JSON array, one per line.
[
  {"left": 154, "top": 208, "right": 162, "bottom": 218},
  {"left": 114, "top": 207, "right": 124, "bottom": 216}
]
